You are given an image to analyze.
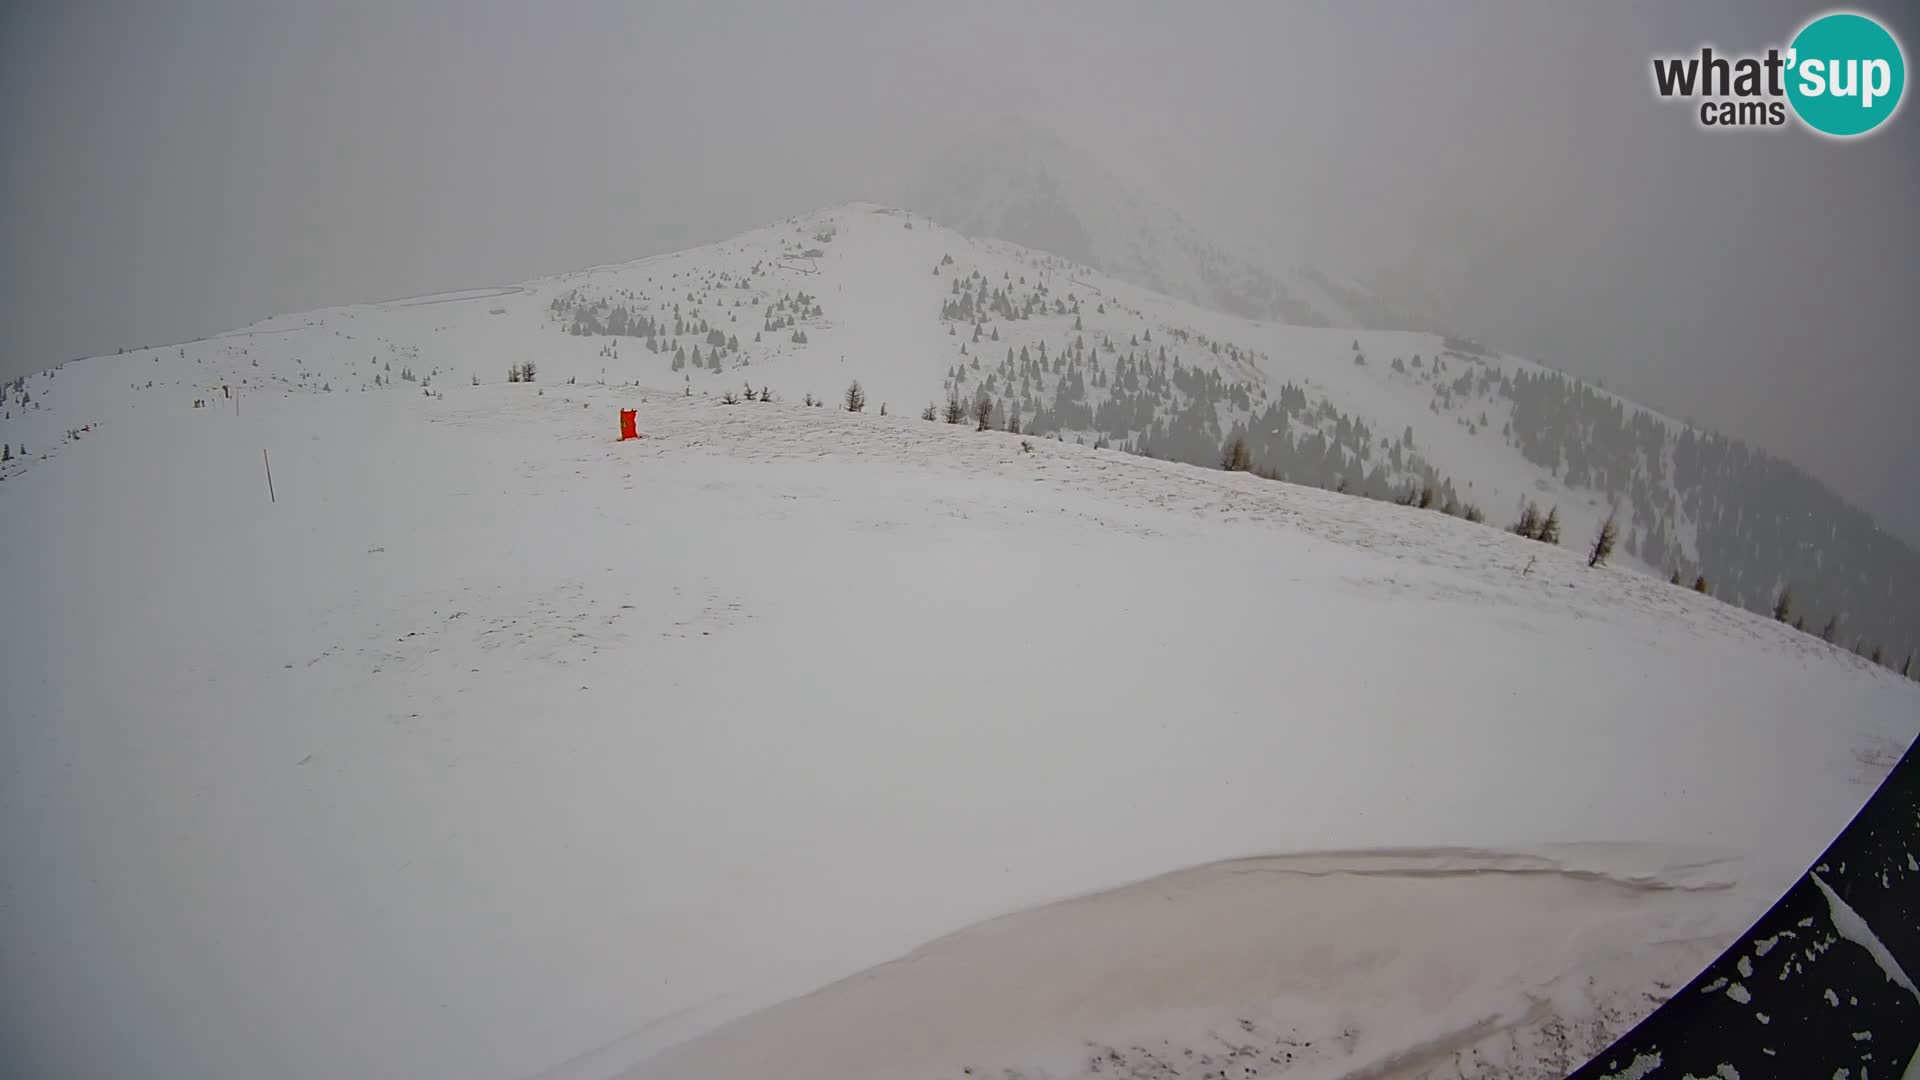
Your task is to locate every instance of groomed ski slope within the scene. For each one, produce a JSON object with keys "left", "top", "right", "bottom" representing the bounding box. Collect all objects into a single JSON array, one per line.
[{"left": 1, "top": 380, "right": 1914, "bottom": 1080}]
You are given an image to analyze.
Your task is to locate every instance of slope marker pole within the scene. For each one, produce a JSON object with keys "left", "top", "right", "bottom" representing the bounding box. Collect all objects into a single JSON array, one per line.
[{"left": 263, "top": 449, "right": 276, "bottom": 504}]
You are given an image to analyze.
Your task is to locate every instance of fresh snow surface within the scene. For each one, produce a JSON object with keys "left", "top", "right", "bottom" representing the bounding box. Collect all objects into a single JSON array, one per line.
[
  {"left": 2, "top": 383, "right": 1914, "bottom": 1080},
  {"left": 1, "top": 207, "right": 1917, "bottom": 1080}
]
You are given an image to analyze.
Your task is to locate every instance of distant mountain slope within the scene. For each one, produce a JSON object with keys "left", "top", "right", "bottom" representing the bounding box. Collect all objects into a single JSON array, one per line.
[{"left": 2, "top": 202, "right": 1914, "bottom": 662}]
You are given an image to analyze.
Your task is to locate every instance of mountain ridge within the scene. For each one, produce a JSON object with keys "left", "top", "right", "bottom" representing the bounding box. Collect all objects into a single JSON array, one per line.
[{"left": 2, "top": 201, "right": 1914, "bottom": 662}]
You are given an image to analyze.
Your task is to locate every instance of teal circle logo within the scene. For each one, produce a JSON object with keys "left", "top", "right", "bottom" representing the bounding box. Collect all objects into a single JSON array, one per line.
[{"left": 1787, "top": 12, "right": 1905, "bottom": 137}]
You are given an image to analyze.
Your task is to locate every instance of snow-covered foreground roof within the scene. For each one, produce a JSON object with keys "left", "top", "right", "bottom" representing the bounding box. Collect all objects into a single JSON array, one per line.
[{"left": 1, "top": 384, "right": 1913, "bottom": 1079}]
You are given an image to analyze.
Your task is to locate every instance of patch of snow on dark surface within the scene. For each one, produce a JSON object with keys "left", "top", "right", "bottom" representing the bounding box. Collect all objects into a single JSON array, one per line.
[{"left": 1812, "top": 872, "right": 1919, "bottom": 1000}]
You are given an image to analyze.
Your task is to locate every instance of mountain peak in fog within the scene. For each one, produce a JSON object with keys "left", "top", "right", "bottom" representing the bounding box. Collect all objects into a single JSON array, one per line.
[{"left": 893, "top": 124, "right": 1440, "bottom": 335}]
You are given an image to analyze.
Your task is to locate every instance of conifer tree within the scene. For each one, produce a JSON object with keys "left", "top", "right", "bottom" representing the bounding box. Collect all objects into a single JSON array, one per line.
[
  {"left": 1537, "top": 506, "right": 1561, "bottom": 545},
  {"left": 1588, "top": 514, "right": 1618, "bottom": 568},
  {"left": 1220, "top": 436, "right": 1251, "bottom": 472},
  {"left": 1512, "top": 502, "right": 1541, "bottom": 539}
]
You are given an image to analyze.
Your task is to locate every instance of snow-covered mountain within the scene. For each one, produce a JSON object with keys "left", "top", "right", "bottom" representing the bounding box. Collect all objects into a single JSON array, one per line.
[
  {"left": 12, "top": 201, "right": 1906, "bottom": 659},
  {"left": 3, "top": 204, "right": 1917, "bottom": 1080},
  {"left": 894, "top": 129, "right": 1920, "bottom": 661}
]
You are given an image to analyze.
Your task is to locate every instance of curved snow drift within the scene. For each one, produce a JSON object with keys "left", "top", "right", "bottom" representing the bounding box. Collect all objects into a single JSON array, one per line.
[{"left": 619, "top": 846, "right": 1754, "bottom": 1080}]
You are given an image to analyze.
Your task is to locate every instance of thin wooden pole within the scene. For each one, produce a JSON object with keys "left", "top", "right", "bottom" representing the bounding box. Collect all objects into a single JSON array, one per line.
[{"left": 263, "top": 449, "right": 276, "bottom": 503}]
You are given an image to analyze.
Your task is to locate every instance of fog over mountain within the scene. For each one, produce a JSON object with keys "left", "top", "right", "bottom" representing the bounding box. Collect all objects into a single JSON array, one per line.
[
  {"left": 2, "top": 0, "right": 1916, "bottom": 543},
  {"left": 892, "top": 121, "right": 1443, "bottom": 330},
  {"left": 6, "top": 5, "right": 1920, "bottom": 1077}
]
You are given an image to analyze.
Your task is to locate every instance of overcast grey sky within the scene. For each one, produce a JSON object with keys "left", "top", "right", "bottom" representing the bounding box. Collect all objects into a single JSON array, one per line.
[{"left": 3, "top": 1, "right": 1916, "bottom": 539}]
